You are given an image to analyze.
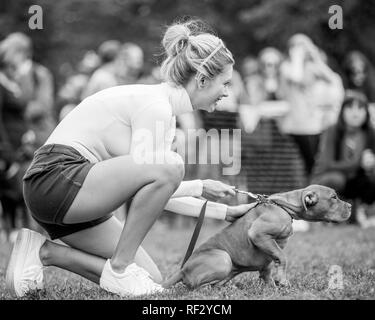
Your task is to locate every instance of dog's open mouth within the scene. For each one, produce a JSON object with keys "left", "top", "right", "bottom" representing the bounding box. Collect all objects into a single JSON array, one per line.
[{"left": 326, "top": 217, "right": 348, "bottom": 224}]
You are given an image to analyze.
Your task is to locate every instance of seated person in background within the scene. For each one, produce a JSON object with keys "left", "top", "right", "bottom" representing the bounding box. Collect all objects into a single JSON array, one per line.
[{"left": 311, "top": 90, "right": 375, "bottom": 228}]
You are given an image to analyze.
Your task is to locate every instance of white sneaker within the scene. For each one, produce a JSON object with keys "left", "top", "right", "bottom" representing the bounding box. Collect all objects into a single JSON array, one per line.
[
  {"left": 5, "top": 228, "right": 46, "bottom": 297},
  {"left": 100, "top": 260, "right": 164, "bottom": 297}
]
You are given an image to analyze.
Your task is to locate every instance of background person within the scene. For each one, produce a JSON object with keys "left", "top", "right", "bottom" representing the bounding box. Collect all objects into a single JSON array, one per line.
[
  {"left": 278, "top": 34, "right": 344, "bottom": 180},
  {"left": 0, "top": 32, "right": 55, "bottom": 241},
  {"left": 117, "top": 42, "right": 145, "bottom": 85},
  {"left": 81, "top": 40, "right": 122, "bottom": 99},
  {"left": 312, "top": 91, "right": 375, "bottom": 228},
  {"left": 239, "top": 47, "right": 308, "bottom": 232},
  {"left": 342, "top": 51, "right": 375, "bottom": 104}
]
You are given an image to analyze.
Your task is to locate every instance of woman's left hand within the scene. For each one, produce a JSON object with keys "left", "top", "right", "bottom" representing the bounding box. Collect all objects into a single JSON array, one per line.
[
  {"left": 225, "top": 203, "right": 258, "bottom": 222},
  {"left": 201, "top": 179, "right": 236, "bottom": 201}
]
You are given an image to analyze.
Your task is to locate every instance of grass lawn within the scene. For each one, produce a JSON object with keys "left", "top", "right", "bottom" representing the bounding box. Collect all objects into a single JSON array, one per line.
[{"left": 1, "top": 215, "right": 375, "bottom": 300}]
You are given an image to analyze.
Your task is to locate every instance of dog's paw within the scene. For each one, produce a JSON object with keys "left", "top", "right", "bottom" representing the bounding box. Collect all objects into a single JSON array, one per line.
[
  {"left": 259, "top": 276, "right": 275, "bottom": 287},
  {"left": 274, "top": 277, "right": 290, "bottom": 287}
]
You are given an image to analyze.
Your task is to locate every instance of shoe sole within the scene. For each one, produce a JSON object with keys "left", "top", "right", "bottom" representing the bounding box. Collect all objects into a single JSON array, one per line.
[{"left": 5, "top": 228, "right": 36, "bottom": 297}]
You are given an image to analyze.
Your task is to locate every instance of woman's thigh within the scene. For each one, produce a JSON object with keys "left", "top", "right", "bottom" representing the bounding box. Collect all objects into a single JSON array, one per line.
[
  {"left": 63, "top": 152, "right": 183, "bottom": 224},
  {"left": 59, "top": 216, "right": 163, "bottom": 283}
]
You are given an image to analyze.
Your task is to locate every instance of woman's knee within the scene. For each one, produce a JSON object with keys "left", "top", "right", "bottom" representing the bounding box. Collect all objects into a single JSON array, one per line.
[{"left": 156, "top": 152, "right": 185, "bottom": 186}]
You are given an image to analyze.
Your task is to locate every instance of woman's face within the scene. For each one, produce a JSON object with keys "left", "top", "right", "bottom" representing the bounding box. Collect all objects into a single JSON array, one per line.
[
  {"left": 343, "top": 101, "right": 367, "bottom": 129},
  {"left": 261, "top": 52, "right": 280, "bottom": 77},
  {"left": 192, "top": 64, "right": 233, "bottom": 113},
  {"left": 2, "top": 51, "right": 27, "bottom": 80}
]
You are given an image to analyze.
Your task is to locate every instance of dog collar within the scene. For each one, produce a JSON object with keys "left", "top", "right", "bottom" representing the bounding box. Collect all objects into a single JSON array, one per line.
[
  {"left": 253, "top": 195, "right": 304, "bottom": 220},
  {"left": 269, "top": 198, "right": 304, "bottom": 220},
  {"left": 234, "top": 189, "right": 305, "bottom": 219}
]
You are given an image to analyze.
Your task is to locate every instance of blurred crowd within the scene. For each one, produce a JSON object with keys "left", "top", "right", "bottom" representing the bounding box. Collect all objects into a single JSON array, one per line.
[{"left": 2, "top": 31, "right": 375, "bottom": 242}]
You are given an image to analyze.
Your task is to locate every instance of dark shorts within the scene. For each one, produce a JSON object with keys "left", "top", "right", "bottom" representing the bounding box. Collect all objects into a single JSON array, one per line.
[{"left": 23, "top": 144, "right": 112, "bottom": 240}]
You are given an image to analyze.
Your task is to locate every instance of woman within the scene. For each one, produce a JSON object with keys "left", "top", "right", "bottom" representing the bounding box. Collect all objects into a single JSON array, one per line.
[
  {"left": 5, "top": 20, "right": 255, "bottom": 297},
  {"left": 312, "top": 90, "right": 375, "bottom": 225}
]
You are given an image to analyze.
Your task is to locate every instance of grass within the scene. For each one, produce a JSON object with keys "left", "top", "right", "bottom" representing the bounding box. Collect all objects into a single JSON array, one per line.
[{"left": 1, "top": 215, "right": 375, "bottom": 300}]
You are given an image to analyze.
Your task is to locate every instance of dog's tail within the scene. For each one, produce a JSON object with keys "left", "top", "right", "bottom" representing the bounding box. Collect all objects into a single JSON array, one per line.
[{"left": 162, "top": 270, "right": 183, "bottom": 289}]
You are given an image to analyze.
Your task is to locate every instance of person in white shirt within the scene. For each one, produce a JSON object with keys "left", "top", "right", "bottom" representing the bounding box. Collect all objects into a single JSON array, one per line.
[
  {"left": 278, "top": 34, "right": 344, "bottom": 178},
  {"left": 6, "top": 20, "right": 255, "bottom": 298}
]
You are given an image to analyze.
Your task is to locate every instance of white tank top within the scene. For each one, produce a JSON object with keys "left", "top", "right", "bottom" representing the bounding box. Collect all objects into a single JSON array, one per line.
[{"left": 46, "top": 82, "right": 193, "bottom": 163}]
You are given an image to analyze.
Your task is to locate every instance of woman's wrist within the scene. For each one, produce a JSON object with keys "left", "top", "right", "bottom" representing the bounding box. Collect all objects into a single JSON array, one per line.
[
  {"left": 196, "top": 179, "right": 204, "bottom": 197},
  {"left": 171, "top": 179, "right": 204, "bottom": 198}
]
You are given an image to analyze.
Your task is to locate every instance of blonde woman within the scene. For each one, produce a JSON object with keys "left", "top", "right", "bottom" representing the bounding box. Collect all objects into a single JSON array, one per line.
[{"left": 6, "top": 20, "right": 254, "bottom": 297}]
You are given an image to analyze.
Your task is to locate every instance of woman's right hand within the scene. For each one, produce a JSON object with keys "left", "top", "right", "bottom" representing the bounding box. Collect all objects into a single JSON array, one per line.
[
  {"left": 225, "top": 203, "right": 257, "bottom": 222},
  {"left": 201, "top": 179, "right": 236, "bottom": 202}
]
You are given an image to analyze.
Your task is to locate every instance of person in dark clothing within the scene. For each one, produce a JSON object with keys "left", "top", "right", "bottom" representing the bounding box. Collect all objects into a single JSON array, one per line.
[
  {"left": 0, "top": 32, "right": 55, "bottom": 241},
  {"left": 311, "top": 90, "right": 375, "bottom": 227},
  {"left": 0, "top": 58, "right": 30, "bottom": 241}
]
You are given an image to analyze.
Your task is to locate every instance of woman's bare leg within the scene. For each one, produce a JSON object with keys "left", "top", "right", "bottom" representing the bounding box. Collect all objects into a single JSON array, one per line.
[
  {"left": 63, "top": 153, "right": 183, "bottom": 222},
  {"left": 110, "top": 180, "right": 177, "bottom": 271},
  {"left": 40, "top": 240, "right": 105, "bottom": 284},
  {"left": 61, "top": 152, "right": 184, "bottom": 273},
  {"left": 39, "top": 216, "right": 162, "bottom": 284}
]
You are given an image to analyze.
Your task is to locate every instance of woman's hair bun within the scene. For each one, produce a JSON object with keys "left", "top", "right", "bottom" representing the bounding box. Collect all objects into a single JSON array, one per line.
[
  {"left": 162, "top": 24, "right": 190, "bottom": 57},
  {"left": 160, "top": 19, "right": 234, "bottom": 85}
]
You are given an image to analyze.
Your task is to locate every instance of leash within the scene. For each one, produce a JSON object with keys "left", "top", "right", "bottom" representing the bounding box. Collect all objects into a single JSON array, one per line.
[
  {"left": 180, "top": 200, "right": 208, "bottom": 268},
  {"left": 234, "top": 188, "right": 303, "bottom": 219}
]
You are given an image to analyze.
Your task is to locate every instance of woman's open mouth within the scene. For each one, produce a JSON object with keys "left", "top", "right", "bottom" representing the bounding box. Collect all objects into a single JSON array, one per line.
[{"left": 214, "top": 97, "right": 223, "bottom": 106}]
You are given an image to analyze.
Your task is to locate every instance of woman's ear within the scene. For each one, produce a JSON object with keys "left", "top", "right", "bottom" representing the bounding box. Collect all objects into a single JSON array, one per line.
[{"left": 196, "top": 73, "right": 208, "bottom": 89}]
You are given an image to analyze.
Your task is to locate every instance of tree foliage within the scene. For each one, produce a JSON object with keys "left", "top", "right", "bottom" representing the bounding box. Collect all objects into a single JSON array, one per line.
[{"left": 1, "top": 0, "right": 374, "bottom": 83}]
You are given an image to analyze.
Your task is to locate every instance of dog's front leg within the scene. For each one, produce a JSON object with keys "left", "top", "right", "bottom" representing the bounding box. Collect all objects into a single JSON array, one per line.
[
  {"left": 248, "top": 223, "right": 289, "bottom": 286},
  {"left": 259, "top": 263, "right": 274, "bottom": 285}
]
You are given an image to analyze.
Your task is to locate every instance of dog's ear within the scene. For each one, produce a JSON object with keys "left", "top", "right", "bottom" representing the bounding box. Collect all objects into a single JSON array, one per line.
[{"left": 302, "top": 191, "right": 319, "bottom": 210}]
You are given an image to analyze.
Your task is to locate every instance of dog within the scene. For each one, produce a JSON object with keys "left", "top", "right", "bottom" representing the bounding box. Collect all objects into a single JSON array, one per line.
[{"left": 163, "top": 184, "right": 351, "bottom": 289}]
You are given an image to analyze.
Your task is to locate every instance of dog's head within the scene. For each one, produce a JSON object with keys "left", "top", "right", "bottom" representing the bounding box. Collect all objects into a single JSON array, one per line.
[{"left": 298, "top": 184, "right": 351, "bottom": 223}]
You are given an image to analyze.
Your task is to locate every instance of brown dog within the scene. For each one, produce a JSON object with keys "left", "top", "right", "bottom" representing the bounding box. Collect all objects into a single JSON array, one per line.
[{"left": 163, "top": 185, "right": 351, "bottom": 289}]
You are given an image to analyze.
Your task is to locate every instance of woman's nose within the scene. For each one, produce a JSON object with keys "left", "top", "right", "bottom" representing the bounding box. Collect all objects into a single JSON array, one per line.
[{"left": 223, "top": 87, "right": 229, "bottom": 97}]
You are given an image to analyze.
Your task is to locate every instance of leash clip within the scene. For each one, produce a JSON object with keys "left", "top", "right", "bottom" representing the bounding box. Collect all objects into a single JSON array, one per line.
[
  {"left": 234, "top": 188, "right": 268, "bottom": 203},
  {"left": 255, "top": 194, "right": 269, "bottom": 204}
]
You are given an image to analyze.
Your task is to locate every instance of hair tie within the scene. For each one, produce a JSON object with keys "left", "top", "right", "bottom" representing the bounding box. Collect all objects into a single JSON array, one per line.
[
  {"left": 195, "top": 40, "right": 224, "bottom": 78},
  {"left": 175, "top": 36, "right": 189, "bottom": 56}
]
